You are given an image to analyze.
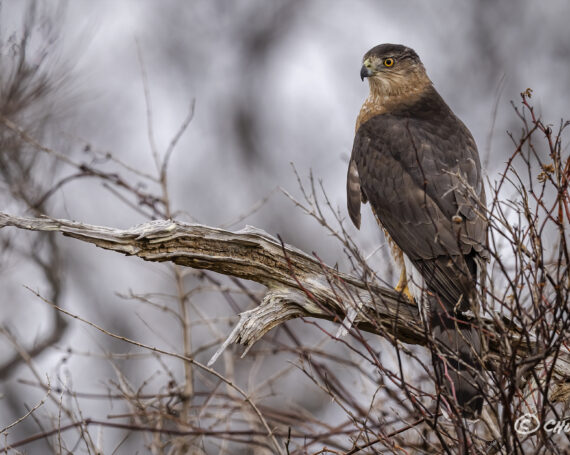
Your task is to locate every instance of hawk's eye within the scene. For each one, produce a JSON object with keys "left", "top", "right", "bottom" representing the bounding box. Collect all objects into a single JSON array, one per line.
[{"left": 384, "top": 58, "right": 394, "bottom": 67}]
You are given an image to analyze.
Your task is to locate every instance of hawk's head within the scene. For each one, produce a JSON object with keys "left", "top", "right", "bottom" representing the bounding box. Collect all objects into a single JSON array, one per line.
[{"left": 360, "top": 44, "right": 430, "bottom": 97}]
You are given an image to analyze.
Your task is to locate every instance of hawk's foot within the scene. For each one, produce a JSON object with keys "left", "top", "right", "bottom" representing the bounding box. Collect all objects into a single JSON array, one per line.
[{"left": 396, "top": 284, "right": 414, "bottom": 302}]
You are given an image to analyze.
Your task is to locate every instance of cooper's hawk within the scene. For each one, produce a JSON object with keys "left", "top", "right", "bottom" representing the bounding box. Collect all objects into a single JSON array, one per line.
[{"left": 347, "top": 43, "right": 487, "bottom": 417}]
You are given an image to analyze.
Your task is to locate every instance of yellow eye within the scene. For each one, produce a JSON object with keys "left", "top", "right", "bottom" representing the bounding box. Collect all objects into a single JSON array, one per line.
[{"left": 384, "top": 58, "right": 394, "bottom": 67}]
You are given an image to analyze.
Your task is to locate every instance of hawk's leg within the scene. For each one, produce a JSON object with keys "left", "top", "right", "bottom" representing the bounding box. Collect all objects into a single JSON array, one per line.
[
  {"left": 375, "top": 218, "right": 415, "bottom": 302},
  {"left": 395, "top": 265, "right": 414, "bottom": 302}
]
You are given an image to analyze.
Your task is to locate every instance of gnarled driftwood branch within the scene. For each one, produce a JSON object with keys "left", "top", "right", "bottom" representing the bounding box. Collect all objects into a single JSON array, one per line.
[{"left": 0, "top": 212, "right": 420, "bottom": 347}]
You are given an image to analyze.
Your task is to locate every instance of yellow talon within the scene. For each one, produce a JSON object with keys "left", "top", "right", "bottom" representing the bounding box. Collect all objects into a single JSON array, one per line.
[{"left": 400, "top": 285, "right": 414, "bottom": 302}]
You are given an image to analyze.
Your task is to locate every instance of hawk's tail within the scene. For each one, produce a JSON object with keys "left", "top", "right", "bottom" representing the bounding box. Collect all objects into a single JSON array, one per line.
[{"left": 430, "top": 307, "right": 484, "bottom": 418}]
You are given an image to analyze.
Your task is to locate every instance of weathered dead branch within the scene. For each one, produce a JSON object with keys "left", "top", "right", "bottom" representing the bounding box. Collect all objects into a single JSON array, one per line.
[{"left": 0, "top": 213, "right": 419, "bottom": 341}]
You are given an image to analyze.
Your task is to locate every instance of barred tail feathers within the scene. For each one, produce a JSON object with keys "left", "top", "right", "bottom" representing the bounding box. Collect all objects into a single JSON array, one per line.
[{"left": 431, "top": 305, "right": 484, "bottom": 418}]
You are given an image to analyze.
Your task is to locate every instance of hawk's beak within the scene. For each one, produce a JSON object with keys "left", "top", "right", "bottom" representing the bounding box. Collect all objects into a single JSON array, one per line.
[
  {"left": 360, "top": 65, "right": 371, "bottom": 81},
  {"left": 360, "top": 58, "right": 374, "bottom": 81}
]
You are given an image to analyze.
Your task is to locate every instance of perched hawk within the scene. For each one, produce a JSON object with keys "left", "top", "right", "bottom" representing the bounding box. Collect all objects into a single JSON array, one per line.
[{"left": 347, "top": 44, "right": 487, "bottom": 417}]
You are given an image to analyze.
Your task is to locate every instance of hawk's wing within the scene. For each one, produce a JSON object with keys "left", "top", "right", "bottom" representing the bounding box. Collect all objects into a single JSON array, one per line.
[
  {"left": 347, "top": 157, "right": 366, "bottom": 229},
  {"left": 347, "top": 89, "right": 486, "bottom": 308}
]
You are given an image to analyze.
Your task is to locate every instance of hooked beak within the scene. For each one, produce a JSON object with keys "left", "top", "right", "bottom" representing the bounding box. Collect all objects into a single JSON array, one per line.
[
  {"left": 360, "top": 65, "right": 372, "bottom": 81},
  {"left": 360, "top": 58, "right": 374, "bottom": 81}
]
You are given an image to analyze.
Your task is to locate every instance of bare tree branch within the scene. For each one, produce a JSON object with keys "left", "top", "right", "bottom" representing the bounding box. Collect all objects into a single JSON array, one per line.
[{"left": 0, "top": 212, "right": 419, "bottom": 341}]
